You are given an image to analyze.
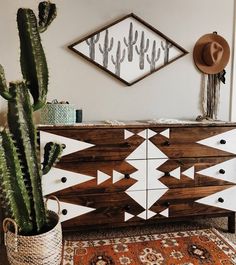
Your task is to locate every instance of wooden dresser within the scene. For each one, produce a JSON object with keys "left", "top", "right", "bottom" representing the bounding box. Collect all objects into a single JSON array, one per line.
[{"left": 39, "top": 122, "right": 236, "bottom": 232}]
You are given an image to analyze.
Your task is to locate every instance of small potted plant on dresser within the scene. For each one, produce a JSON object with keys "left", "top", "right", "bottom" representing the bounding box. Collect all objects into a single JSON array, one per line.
[{"left": 0, "top": 1, "right": 64, "bottom": 264}]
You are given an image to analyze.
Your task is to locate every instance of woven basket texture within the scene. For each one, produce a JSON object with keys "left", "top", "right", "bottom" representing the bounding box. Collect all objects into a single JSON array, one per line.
[
  {"left": 41, "top": 104, "right": 75, "bottom": 125},
  {"left": 5, "top": 211, "right": 62, "bottom": 265}
]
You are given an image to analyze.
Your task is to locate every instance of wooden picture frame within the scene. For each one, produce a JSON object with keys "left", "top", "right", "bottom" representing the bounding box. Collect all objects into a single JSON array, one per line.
[{"left": 68, "top": 13, "right": 188, "bottom": 86}]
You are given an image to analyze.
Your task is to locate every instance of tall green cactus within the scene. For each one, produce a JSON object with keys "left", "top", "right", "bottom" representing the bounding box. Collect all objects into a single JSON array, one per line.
[{"left": 0, "top": 2, "right": 63, "bottom": 235}]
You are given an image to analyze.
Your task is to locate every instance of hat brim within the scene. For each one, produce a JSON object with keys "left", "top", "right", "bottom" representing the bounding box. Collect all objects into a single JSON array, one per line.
[{"left": 193, "top": 33, "right": 230, "bottom": 74}]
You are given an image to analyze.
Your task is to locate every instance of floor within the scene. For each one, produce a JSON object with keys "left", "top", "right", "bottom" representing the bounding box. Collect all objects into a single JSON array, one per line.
[{"left": 0, "top": 216, "right": 235, "bottom": 265}]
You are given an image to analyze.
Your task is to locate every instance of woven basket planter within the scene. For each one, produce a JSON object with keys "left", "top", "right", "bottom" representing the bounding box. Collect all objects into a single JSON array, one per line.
[
  {"left": 40, "top": 102, "right": 76, "bottom": 125},
  {"left": 3, "top": 199, "right": 62, "bottom": 265}
]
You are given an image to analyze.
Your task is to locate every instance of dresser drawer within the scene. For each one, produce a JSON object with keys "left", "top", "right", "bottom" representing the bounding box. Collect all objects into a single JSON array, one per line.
[
  {"left": 40, "top": 126, "right": 236, "bottom": 162},
  {"left": 155, "top": 156, "right": 236, "bottom": 189},
  {"left": 149, "top": 126, "right": 236, "bottom": 158},
  {"left": 42, "top": 160, "right": 137, "bottom": 195},
  {"left": 40, "top": 128, "right": 145, "bottom": 162},
  {"left": 47, "top": 185, "right": 235, "bottom": 227},
  {"left": 43, "top": 156, "right": 236, "bottom": 196}
]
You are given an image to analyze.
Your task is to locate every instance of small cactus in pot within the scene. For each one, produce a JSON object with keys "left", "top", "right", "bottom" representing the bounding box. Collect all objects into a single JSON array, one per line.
[{"left": 0, "top": 1, "right": 64, "bottom": 236}]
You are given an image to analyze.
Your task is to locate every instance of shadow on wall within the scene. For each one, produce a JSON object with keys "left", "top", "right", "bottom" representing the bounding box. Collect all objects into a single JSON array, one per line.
[
  {"left": 0, "top": 110, "right": 41, "bottom": 127},
  {"left": 0, "top": 111, "right": 7, "bottom": 126}
]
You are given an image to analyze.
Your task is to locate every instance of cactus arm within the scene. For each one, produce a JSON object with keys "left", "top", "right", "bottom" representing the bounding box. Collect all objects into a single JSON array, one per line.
[
  {"left": 7, "top": 81, "right": 46, "bottom": 232},
  {"left": 94, "top": 33, "right": 100, "bottom": 43},
  {"left": 144, "top": 39, "right": 149, "bottom": 53},
  {"left": 17, "top": 8, "right": 48, "bottom": 111},
  {"left": 42, "top": 142, "right": 64, "bottom": 175},
  {"left": 99, "top": 43, "right": 103, "bottom": 54},
  {"left": 111, "top": 55, "right": 115, "bottom": 65},
  {"left": 108, "top": 37, "right": 114, "bottom": 51},
  {"left": 38, "top": 1, "right": 57, "bottom": 33},
  {"left": 0, "top": 130, "right": 33, "bottom": 234},
  {"left": 121, "top": 49, "right": 126, "bottom": 63},
  {"left": 0, "top": 64, "right": 14, "bottom": 100},
  {"left": 135, "top": 45, "right": 140, "bottom": 55}
]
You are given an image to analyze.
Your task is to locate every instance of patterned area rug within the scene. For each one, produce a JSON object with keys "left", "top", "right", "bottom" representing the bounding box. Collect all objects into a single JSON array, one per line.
[{"left": 62, "top": 228, "right": 236, "bottom": 265}]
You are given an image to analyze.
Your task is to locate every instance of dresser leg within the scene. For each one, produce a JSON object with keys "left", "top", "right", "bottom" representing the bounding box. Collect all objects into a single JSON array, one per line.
[{"left": 228, "top": 212, "right": 235, "bottom": 233}]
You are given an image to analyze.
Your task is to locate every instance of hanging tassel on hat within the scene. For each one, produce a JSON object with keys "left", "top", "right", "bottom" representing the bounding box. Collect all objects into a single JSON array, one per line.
[{"left": 198, "top": 69, "right": 226, "bottom": 121}]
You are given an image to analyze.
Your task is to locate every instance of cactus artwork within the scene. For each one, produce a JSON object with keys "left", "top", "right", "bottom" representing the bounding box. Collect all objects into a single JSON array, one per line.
[
  {"left": 124, "top": 22, "right": 138, "bottom": 62},
  {"left": 69, "top": 14, "right": 188, "bottom": 85},
  {"left": 147, "top": 41, "right": 161, "bottom": 73},
  {"left": 111, "top": 41, "right": 126, "bottom": 77},
  {"left": 135, "top": 31, "right": 149, "bottom": 70},
  {"left": 161, "top": 39, "right": 173, "bottom": 64},
  {"left": 0, "top": 2, "right": 64, "bottom": 235},
  {"left": 86, "top": 33, "right": 100, "bottom": 60},
  {"left": 99, "top": 30, "right": 114, "bottom": 68}
]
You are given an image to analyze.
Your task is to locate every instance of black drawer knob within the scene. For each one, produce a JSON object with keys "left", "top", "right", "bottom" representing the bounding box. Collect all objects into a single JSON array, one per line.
[
  {"left": 61, "top": 177, "right": 67, "bottom": 183},
  {"left": 165, "top": 172, "right": 170, "bottom": 177},
  {"left": 62, "top": 209, "right": 68, "bottom": 215},
  {"left": 163, "top": 140, "right": 170, "bottom": 146},
  {"left": 165, "top": 202, "right": 170, "bottom": 207},
  {"left": 219, "top": 169, "right": 225, "bottom": 174},
  {"left": 220, "top": 139, "right": 226, "bottom": 144},
  {"left": 124, "top": 205, "right": 131, "bottom": 211},
  {"left": 218, "top": 197, "right": 224, "bottom": 203},
  {"left": 124, "top": 174, "right": 130, "bottom": 179}
]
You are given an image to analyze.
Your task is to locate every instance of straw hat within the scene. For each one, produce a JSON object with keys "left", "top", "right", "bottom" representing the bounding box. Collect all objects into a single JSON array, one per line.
[{"left": 193, "top": 33, "right": 230, "bottom": 74}]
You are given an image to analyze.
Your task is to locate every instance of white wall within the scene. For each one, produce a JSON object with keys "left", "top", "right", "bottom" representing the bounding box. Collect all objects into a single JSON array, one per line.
[{"left": 0, "top": 0, "right": 234, "bottom": 123}]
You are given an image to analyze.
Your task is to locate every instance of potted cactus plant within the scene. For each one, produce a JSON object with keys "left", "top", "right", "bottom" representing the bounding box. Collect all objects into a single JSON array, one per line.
[{"left": 0, "top": 2, "right": 64, "bottom": 264}]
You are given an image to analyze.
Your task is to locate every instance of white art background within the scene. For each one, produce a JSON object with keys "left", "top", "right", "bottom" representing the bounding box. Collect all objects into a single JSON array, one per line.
[{"left": 73, "top": 17, "right": 183, "bottom": 84}]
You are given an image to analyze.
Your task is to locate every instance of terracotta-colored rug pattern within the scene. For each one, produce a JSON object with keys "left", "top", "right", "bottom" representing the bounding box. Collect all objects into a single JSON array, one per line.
[{"left": 62, "top": 228, "right": 236, "bottom": 265}]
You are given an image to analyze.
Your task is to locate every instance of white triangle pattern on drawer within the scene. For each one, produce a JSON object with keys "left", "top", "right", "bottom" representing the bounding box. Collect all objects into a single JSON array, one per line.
[
  {"left": 196, "top": 158, "right": 236, "bottom": 184},
  {"left": 97, "top": 170, "right": 111, "bottom": 185},
  {"left": 137, "top": 210, "right": 147, "bottom": 220},
  {"left": 195, "top": 186, "right": 236, "bottom": 212},
  {"left": 40, "top": 131, "right": 94, "bottom": 158},
  {"left": 147, "top": 159, "right": 168, "bottom": 189},
  {"left": 160, "top": 129, "right": 170, "bottom": 138},
  {"left": 197, "top": 128, "right": 236, "bottom": 154},
  {"left": 137, "top": 130, "right": 147, "bottom": 139},
  {"left": 42, "top": 167, "right": 94, "bottom": 195},
  {"left": 170, "top": 167, "right": 181, "bottom": 179},
  {"left": 182, "top": 166, "right": 195, "bottom": 179},
  {"left": 125, "top": 190, "right": 146, "bottom": 209},
  {"left": 147, "top": 129, "right": 157, "bottom": 139},
  {"left": 147, "top": 210, "right": 157, "bottom": 219},
  {"left": 148, "top": 140, "right": 168, "bottom": 159},
  {"left": 124, "top": 129, "right": 135, "bottom": 140},
  {"left": 147, "top": 189, "right": 168, "bottom": 209},
  {"left": 46, "top": 199, "right": 96, "bottom": 222},
  {"left": 126, "top": 141, "right": 146, "bottom": 160},
  {"left": 125, "top": 160, "right": 146, "bottom": 191},
  {"left": 124, "top": 212, "right": 135, "bottom": 222},
  {"left": 112, "top": 170, "right": 124, "bottom": 184},
  {"left": 159, "top": 208, "right": 169, "bottom": 217}
]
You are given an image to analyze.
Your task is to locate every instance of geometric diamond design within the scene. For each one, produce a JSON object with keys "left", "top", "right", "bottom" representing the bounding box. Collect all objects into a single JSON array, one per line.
[{"left": 68, "top": 13, "right": 188, "bottom": 86}]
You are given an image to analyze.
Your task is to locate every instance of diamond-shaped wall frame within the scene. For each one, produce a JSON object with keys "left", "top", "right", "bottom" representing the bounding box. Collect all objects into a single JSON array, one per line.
[{"left": 68, "top": 13, "right": 188, "bottom": 86}]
